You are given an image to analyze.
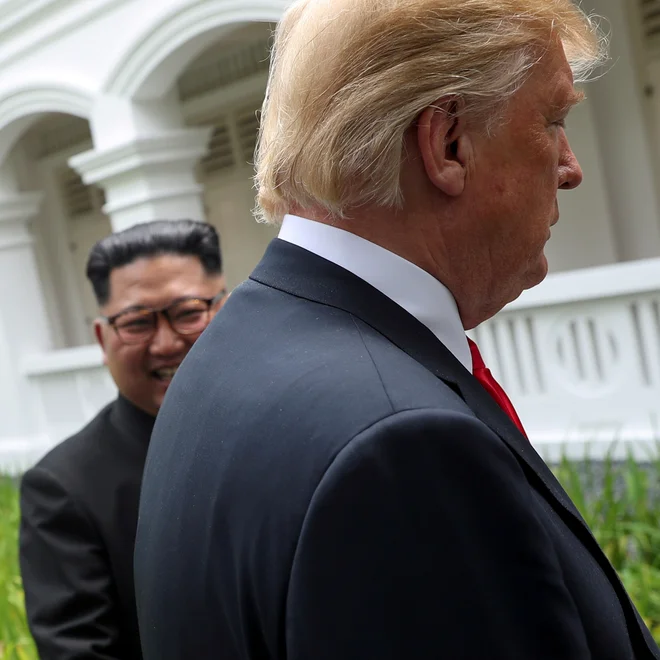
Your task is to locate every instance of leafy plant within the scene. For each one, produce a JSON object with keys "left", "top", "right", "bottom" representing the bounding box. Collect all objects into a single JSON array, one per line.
[
  {"left": 0, "top": 477, "right": 36, "bottom": 660},
  {"left": 553, "top": 446, "right": 660, "bottom": 641}
]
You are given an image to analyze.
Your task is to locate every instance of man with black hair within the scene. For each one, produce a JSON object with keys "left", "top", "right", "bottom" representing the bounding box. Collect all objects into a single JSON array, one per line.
[{"left": 19, "top": 219, "right": 226, "bottom": 660}]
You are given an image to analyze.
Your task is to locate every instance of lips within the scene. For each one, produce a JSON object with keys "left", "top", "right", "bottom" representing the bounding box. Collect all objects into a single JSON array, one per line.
[{"left": 152, "top": 366, "right": 179, "bottom": 381}]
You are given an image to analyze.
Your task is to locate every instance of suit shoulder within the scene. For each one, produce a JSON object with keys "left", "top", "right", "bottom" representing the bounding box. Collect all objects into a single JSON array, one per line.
[
  {"left": 28, "top": 401, "right": 117, "bottom": 485},
  {"left": 183, "top": 289, "right": 469, "bottom": 436}
]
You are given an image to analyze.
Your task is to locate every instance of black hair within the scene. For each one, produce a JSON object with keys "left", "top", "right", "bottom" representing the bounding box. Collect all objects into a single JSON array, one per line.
[{"left": 86, "top": 219, "right": 223, "bottom": 306}]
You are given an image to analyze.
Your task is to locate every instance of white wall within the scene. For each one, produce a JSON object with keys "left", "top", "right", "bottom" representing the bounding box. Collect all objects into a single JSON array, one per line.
[{"left": 203, "top": 172, "right": 276, "bottom": 290}]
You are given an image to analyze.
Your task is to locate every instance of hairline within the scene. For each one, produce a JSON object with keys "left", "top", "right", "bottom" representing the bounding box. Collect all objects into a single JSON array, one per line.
[
  {"left": 86, "top": 219, "right": 222, "bottom": 307},
  {"left": 99, "top": 252, "right": 223, "bottom": 314}
]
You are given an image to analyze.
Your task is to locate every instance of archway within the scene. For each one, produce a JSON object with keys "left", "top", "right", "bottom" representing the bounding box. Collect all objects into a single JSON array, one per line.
[
  {"left": 9, "top": 112, "right": 111, "bottom": 348},
  {"left": 177, "top": 22, "right": 277, "bottom": 289},
  {"left": 0, "top": 83, "right": 93, "bottom": 164},
  {"left": 103, "top": 0, "right": 289, "bottom": 100},
  {"left": 105, "top": 10, "right": 281, "bottom": 289}
]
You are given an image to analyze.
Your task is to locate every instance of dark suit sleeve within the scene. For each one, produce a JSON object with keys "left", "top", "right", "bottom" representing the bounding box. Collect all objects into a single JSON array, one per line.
[
  {"left": 287, "top": 409, "right": 592, "bottom": 660},
  {"left": 19, "top": 465, "right": 123, "bottom": 660}
]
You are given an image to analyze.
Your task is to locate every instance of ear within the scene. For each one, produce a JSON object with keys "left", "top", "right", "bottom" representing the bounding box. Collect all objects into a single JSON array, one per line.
[
  {"left": 208, "top": 285, "right": 230, "bottom": 321},
  {"left": 218, "top": 290, "right": 230, "bottom": 310},
  {"left": 417, "top": 98, "right": 469, "bottom": 197},
  {"left": 94, "top": 319, "right": 109, "bottom": 366}
]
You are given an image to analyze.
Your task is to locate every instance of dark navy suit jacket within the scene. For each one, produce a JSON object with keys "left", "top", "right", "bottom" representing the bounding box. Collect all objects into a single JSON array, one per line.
[{"left": 135, "top": 239, "right": 660, "bottom": 659}]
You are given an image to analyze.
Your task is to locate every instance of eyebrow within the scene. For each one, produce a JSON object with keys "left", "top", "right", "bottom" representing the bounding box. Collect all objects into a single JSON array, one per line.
[
  {"left": 553, "top": 89, "right": 585, "bottom": 115},
  {"left": 113, "top": 296, "right": 201, "bottom": 317}
]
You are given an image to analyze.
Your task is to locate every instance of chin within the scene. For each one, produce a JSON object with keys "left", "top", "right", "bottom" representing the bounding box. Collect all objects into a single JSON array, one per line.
[{"left": 524, "top": 255, "right": 549, "bottom": 290}]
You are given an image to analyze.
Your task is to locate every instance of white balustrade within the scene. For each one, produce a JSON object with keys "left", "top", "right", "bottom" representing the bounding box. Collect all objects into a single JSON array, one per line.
[
  {"left": 14, "top": 344, "right": 116, "bottom": 470},
  {"left": 471, "top": 256, "right": 660, "bottom": 462}
]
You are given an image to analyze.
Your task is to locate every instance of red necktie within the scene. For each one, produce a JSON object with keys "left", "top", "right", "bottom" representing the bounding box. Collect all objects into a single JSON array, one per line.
[{"left": 467, "top": 338, "right": 528, "bottom": 439}]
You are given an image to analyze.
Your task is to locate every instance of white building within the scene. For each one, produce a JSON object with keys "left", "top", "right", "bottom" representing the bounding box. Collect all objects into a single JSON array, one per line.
[{"left": 1, "top": 0, "right": 660, "bottom": 472}]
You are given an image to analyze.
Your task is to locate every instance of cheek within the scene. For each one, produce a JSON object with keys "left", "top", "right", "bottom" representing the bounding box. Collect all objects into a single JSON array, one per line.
[
  {"left": 106, "top": 344, "right": 147, "bottom": 376},
  {"left": 185, "top": 334, "right": 201, "bottom": 347},
  {"left": 179, "top": 333, "right": 204, "bottom": 353}
]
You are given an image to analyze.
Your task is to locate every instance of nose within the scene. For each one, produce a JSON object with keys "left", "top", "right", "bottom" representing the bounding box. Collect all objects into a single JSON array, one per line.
[
  {"left": 558, "top": 130, "right": 583, "bottom": 190},
  {"left": 148, "top": 316, "right": 186, "bottom": 356}
]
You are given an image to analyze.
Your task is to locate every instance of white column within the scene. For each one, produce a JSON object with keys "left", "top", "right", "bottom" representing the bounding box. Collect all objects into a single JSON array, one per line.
[
  {"left": 0, "top": 161, "right": 51, "bottom": 448},
  {"left": 69, "top": 94, "right": 212, "bottom": 232},
  {"left": 585, "top": 0, "right": 660, "bottom": 261}
]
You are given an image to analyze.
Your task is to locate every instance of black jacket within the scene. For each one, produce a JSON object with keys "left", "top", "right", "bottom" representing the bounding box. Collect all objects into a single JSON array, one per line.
[
  {"left": 136, "top": 238, "right": 660, "bottom": 659},
  {"left": 20, "top": 396, "right": 154, "bottom": 659}
]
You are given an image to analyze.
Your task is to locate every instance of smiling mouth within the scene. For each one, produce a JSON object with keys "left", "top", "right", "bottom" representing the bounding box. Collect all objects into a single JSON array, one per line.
[{"left": 152, "top": 366, "right": 179, "bottom": 381}]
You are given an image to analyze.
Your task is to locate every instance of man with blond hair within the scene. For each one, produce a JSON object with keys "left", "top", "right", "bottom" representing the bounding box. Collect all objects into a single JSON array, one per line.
[{"left": 136, "top": 1, "right": 660, "bottom": 658}]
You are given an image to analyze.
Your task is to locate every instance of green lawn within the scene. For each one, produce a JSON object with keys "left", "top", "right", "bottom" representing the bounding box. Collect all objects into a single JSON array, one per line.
[{"left": 2, "top": 453, "right": 660, "bottom": 656}]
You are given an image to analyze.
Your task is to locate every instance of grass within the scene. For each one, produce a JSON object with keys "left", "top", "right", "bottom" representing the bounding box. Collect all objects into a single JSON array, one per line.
[
  {"left": 0, "top": 477, "right": 36, "bottom": 660},
  {"left": 2, "top": 452, "right": 660, "bottom": 653}
]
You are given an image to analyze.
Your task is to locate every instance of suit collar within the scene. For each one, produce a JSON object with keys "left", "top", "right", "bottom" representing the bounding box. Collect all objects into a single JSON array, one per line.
[
  {"left": 278, "top": 214, "right": 472, "bottom": 371},
  {"left": 111, "top": 395, "right": 155, "bottom": 442}
]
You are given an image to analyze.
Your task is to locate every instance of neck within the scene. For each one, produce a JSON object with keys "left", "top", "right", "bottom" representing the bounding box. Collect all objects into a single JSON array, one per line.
[
  {"left": 293, "top": 206, "right": 493, "bottom": 323},
  {"left": 297, "top": 206, "right": 442, "bottom": 273},
  {"left": 291, "top": 206, "right": 510, "bottom": 330}
]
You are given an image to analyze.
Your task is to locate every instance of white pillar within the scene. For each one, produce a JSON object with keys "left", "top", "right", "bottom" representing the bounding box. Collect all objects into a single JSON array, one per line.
[
  {"left": 586, "top": 0, "right": 660, "bottom": 261},
  {"left": 68, "top": 95, "right": 211, "bottom": 232},
  {"left": 0, "top": 162, "right": 51, "bottom": 446}
]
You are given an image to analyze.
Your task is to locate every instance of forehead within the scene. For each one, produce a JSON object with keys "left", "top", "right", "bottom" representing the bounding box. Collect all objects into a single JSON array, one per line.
[
  {"left": 104, "top": 254, "right": 214, "bottom": 311},
  {"left": 529, "top": 38, "right": 580, "bottom": 107}
]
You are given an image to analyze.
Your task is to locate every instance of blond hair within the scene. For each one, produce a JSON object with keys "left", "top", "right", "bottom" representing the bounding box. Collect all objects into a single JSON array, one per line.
[{"left": 255, "top": 0, "right": 606, "bottom": 224}]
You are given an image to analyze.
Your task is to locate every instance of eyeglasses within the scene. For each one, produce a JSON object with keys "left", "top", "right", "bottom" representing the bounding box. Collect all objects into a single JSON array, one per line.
[{"left": 102, "top": 291, "right": 226, "bottom": 345}]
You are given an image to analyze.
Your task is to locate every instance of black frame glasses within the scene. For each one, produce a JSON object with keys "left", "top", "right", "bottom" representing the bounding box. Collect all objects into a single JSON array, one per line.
[{"left": 101, "top": 290, "right": 226, "bottom": 345}]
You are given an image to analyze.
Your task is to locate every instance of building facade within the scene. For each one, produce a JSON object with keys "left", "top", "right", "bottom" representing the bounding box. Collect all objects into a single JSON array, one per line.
[{"left": 1, "top": 0, "right": 660, "bottom": 472}]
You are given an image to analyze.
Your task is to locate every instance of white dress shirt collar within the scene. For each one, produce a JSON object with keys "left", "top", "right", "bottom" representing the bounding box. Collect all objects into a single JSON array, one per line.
[{"left": 278, "top": 214, "right": 471, "bottom": 371}]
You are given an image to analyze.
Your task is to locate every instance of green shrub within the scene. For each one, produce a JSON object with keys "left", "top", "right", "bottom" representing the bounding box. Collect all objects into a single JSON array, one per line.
[
  {"left": 0, "top": 477, "right": 36, "bottom": 660},
  {"left": 553, "top": 447, "right": 660, "bottom": 641}
]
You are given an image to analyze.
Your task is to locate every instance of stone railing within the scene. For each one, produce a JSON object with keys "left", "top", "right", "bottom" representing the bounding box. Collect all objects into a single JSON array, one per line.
[
  {"left": 471, "top": 257, "right": 660, "bottom": 462},
  {"left": 20, "top": 344, "right": 115, "bottom": 461}
]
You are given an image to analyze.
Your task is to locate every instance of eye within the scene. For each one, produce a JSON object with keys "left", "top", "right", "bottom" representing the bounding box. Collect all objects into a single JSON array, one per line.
[
  {"left": 119, "top": 318, "right": 152, "bottom": 329},
  {"left": 115, "top": 311, "right": 153, "bottom": 329},
  {"left": 174, "top": 309, "right": 205, "bottom": 321}
]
